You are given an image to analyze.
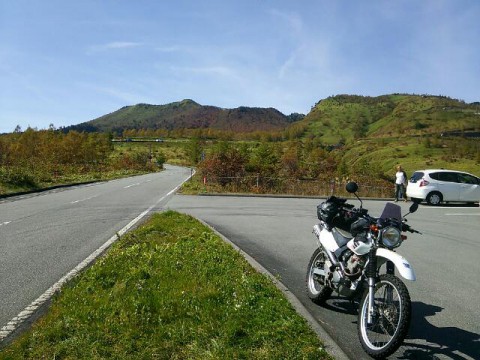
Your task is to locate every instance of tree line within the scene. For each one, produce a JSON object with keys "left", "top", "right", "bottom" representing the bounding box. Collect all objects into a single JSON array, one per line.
[
  {"left": 111, "top": 121, "right": 310, "bottom": 142},
  {"left": 0, "top": 128, "right": 163, "bottom": 192},
  {"left": 189, "top": 139, "right": 391, "bottom": 195}
]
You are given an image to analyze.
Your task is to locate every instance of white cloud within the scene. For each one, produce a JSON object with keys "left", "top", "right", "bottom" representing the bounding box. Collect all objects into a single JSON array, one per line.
[
  {"left": 86, "top": 41, "right": 143, "bottom": 54},
  {"left": 105, "top": 41, "right": 142, "bottom": 49},
  {"left": 155, "top": 45, "right": 185, "bottom": 53}
]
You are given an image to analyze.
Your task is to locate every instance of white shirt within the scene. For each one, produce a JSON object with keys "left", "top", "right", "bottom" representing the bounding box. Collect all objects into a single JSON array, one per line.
[{"left": 395, "top": 171, "right": 406, "bottom": 185}]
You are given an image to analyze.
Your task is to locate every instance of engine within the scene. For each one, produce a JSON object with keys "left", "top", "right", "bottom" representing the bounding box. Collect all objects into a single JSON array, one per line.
[
  {"left": 325, "top": 250, "right": 367, "bottom": 297},
  {"left": 344, "top": 250, "right": 365, "bottom": 279}
]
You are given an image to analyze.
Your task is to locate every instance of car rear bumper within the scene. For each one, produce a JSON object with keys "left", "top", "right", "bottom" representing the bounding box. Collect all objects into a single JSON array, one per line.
[{"left": 406, "top": 185, "right": 429, "bottom": 199}]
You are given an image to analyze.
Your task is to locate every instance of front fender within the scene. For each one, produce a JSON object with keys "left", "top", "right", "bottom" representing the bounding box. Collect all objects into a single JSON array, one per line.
[{"left": 376, "top": 248, "right": 416, "bottom": 281}]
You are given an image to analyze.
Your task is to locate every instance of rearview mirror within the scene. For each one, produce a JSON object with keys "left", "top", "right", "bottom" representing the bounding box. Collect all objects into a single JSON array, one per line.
[
  {"left": 409, "top": 202, "right": 419, "bottom": 214},
  {"left": 346, "top": 182, "right": 358, "bottom": 194}
]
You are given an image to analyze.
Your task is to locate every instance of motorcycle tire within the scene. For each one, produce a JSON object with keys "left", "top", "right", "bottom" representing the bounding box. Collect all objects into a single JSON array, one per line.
[
  {"left": 306, "top": 247, "right": 333, "bottom": 304},
  {"left": 357, "top": 274, "right": 411, "bottom": 359}
]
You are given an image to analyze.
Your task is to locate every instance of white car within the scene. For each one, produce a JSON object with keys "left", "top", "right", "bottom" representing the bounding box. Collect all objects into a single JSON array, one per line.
[{"left": 406, "top": 169, "right": 480, "bottom": 205}]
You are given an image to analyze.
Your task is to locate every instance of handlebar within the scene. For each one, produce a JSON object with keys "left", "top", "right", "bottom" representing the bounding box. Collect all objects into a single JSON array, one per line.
[
  {"left": 402, "top": 223, "right": 422, "bottom": 234},
  {"left": 326, "top": 196, "right": 422, "bottom": 234}
]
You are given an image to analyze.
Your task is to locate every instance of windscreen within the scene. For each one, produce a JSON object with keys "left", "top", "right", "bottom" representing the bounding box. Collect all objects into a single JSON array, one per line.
[{"left": 380, "top": 202, "right": 402, "bottom": 221}]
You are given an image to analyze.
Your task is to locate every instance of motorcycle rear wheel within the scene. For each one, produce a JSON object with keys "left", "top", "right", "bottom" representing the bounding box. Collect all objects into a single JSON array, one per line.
[
  {"left": 306, "top": 248, "right": 332, "bottom": 304},
  {"left": 357, "top": 274, "right": 411, "bottom": 359}
]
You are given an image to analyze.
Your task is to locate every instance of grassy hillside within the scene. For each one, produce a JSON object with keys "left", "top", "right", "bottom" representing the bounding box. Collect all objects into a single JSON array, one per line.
[
  {"left": 299, "top": 94, "right": 480, "bottom": 144},
  {"left": 337, "top": 136, "right": 480, "bottom": 180},
  {"left": 295, "top": 94, "right": 480, "bottom": 178}
]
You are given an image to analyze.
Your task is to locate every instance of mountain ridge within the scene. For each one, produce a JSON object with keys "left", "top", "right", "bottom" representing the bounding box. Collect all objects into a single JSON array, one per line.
[
  {"left": 296, "top": 93, "right": 480, "bottom": 144},
  {"left": 62, "top": 94, "right": 479, "bottom": 140},
  {"left": 64, "top": 99, "right": 302, "bottom": 135}
]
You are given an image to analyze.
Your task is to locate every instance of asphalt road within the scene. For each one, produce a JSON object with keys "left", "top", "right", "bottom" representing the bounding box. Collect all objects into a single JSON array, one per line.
[
  {"left": 167, "top": 195, "right": 480, "bottom": 360},
  {"left": 1, "top": 169, "right": 478, "bottom": 359},
  {"left": 0, "top": 165, "right": 192, "bottom": 341}
]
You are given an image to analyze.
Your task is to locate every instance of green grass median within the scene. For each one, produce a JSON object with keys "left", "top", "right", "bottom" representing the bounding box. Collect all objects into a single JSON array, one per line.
[{"left": 0, "top": 211, "right": 332, "bottom": 359}]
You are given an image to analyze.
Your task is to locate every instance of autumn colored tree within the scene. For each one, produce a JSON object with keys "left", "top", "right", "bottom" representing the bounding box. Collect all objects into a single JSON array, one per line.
[
  {"left": 199, "top": 142, "right": 246, "bottom": 186},
  {"left": 280, "top": 142, "right": 301, "bottom": 177}
]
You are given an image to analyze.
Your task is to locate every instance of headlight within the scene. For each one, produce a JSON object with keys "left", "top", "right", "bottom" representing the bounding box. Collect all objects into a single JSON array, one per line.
[{"left": 381, "top": 226, "right": 402, "bottom": 248}]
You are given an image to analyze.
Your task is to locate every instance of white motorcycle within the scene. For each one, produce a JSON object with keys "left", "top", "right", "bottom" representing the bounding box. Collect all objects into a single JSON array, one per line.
[{"left": 306, "top": 182, "right": 421, "bottom": 358}]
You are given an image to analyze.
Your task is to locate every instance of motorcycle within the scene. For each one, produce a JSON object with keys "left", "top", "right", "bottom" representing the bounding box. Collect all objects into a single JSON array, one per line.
[{"left": 306, "top": 182, "right": 421, "bottom": 358}]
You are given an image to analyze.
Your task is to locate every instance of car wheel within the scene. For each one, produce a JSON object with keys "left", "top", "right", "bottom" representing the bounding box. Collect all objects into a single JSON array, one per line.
[{"left": 426, "top": 192, "right": 442, "bottom": 206}]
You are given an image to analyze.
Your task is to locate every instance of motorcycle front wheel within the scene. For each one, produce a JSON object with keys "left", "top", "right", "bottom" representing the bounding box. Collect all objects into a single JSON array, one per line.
[
  {"left": 358, "top": 274, "right": 411, "bottom": 359},
  {"left": 306, "top": 248, "right": 332, "bottom": 304}
]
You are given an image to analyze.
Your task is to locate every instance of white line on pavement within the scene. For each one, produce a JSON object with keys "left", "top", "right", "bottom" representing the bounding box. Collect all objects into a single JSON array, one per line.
[
  {"left": 71, "top": 194, "right": 99, "bottom": 204},
  {"left": 445, "top": 213, "right": 480, "bottom": 216}
]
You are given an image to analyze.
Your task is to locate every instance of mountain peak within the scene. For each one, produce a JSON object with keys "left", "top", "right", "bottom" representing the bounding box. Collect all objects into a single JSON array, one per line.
[{"left": 64, "top": 100, "right": 293, "bottom": 134}]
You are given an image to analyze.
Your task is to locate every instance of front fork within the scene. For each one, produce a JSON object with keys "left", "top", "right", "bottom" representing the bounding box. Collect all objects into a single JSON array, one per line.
[{"left": 366, "top": 249, "right": 395, "bottom": 324}]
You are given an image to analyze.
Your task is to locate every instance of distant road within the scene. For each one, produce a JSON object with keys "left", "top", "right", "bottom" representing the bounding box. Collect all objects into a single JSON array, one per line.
[
  {"left": 167, "top": 195, "right": 480, "bottom": 360},
  {"left": 0, "top": 165, "right": 192, "bottom": 341}
]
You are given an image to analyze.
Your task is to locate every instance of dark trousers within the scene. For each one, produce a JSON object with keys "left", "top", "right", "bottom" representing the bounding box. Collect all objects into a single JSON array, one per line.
[{"left": 395, "top": 184, "right": 406, "bottom": 200}]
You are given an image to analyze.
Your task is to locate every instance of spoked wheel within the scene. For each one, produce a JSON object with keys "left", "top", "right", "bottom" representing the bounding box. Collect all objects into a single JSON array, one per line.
[
  {"left": 358, "top": 274, "right": 411, "bottom": 359},
  {"left": 306, "top": 248, "right": 332, "bottom": 304}
]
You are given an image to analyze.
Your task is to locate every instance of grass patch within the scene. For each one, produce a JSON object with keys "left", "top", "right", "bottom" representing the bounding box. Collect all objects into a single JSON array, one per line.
[{"left": 0, "top": 211, "right": 331, "bottom": 360}]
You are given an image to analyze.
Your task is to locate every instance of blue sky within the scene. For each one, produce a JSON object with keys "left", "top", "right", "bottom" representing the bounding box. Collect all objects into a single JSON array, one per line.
[{"left": 1, "top": 0, "right": 479, "bottom": 133}]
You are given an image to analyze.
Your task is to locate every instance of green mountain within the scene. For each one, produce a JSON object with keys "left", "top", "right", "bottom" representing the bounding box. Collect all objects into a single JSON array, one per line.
[
  {"left": 297, "top": 94, "right": 480, "bottom": 144},
  {"left": 294, "top": 94, "right": 480, "bottom": 177},
  {"left": 64, "top": 99, "right": 299, "bottom": 134}
]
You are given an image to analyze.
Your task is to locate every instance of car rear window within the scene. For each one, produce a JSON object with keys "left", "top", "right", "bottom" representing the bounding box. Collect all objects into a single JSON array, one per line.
[{"left": 409, "top": 172, "right": 424, "bottom": 183}]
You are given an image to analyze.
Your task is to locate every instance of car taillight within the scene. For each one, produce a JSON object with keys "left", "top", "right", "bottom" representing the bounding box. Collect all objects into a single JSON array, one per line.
[{"left": 419, "top": 179, "right": 429, "bottom": 187}]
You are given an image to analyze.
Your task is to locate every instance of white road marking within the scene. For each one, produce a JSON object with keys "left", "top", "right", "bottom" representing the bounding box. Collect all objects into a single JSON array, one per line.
[
  {"left": 0, "top": 221, "right": 11, "bottom": 227},
  {"left": 445, "top": 213, "right": 480, "bottom": 216},
  {"left": 124, "top": 182, "right": 141, "bottom": 189},
  {"left": 0, "top": 172, "right": 193, "bottom": 342},
  {"left": 71, "top": 194, "right": 99, "bottom": 204},
  {"left": 421, "top": 206, "right": 479, "bottom": 209}
]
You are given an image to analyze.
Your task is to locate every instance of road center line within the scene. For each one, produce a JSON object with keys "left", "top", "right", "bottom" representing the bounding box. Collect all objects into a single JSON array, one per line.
[
  {"left": 124, "top": 182, "right": 141, "bottom": 189},
  {"left": 0, "top": 221, "right": 11, "bottom": 227},
  {"left": 0, "top": 172, "right": 193, "bottom": 342},
  {"left": 71, "top": 194, "right": 99, "bottom": 204}
]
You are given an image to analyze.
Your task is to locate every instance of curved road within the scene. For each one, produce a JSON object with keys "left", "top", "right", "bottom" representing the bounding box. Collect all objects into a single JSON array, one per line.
[
  {"left": 167, "top": 195, "right": 480, "bottom": 360},
  {"left": 0, "top": 165, "right": 192, "bottom": 341}
]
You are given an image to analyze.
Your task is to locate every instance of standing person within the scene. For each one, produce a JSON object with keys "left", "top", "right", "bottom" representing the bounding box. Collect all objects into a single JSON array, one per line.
[{"left": 394, "top": 165, "right": 408, "bottom": 202}]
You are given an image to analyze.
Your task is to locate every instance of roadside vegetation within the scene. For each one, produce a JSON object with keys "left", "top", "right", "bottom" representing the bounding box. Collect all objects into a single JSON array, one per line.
[
  {"left": 0, "top": 211, "right": 331, "bottom": 360},
  {"left": 0, "top": 128, "right": 166, "bottom": 196},
  {"left": 182, "top": 136, "right": 479, "bottom": 198}
]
